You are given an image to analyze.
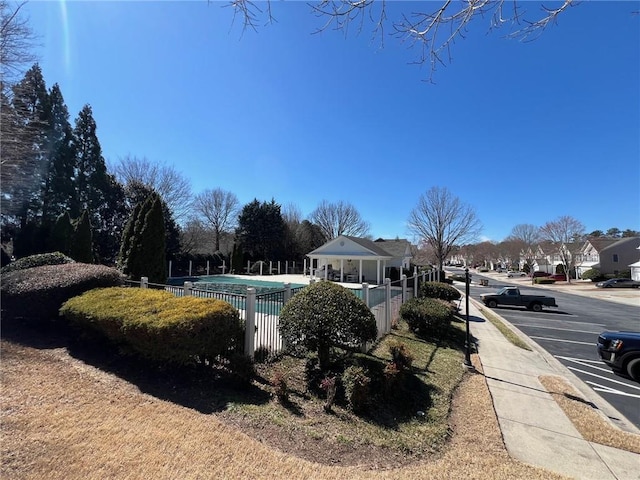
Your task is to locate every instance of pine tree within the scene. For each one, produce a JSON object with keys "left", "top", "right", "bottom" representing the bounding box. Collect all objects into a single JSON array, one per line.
[{"left": 70, "top": 209, "right": 93, "bottom": 263}]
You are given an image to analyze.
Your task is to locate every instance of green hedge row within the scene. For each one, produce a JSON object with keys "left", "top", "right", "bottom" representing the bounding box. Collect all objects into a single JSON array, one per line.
[
  {"left": 60, "top": 288, "right": 244, "bottom": 365},
  {"left": 0, "top": 251, "right": 75, "bottom": 274},
  {"left": 419, "top": 281, "right": 461, "bottom": 301},
  {"left": 1, "top": 263, "right": 124, "bottom": 321},
  {"left": 399, "top": 297, "right": 455, "bottom": 338}
]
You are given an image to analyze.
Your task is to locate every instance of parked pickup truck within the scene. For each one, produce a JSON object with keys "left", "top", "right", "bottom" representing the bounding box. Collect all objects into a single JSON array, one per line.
[{"left": 480, "top": 287, "right": 557, "bottom": 312}]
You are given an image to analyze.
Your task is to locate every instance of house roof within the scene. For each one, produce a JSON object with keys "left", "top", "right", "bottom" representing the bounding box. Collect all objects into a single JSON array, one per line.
[
  {"left": 307, "top": 235, "right": 394, "bottom": 259},
  {"left": 373, "top": 238, "right": 412, "bottom": 258},
  {"left": 600, "top": 236, "right": 640, "bottom": 253},
  {"left": 584, "top": 237, "right": 619, "bottom": 252}
]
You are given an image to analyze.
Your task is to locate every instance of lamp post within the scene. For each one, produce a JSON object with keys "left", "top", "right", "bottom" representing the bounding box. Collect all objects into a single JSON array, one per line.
[{"left": 464, "top": 267, "right": 473, "bottom": 368}]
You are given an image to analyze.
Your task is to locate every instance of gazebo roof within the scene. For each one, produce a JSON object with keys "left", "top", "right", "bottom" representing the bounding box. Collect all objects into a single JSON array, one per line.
[{"left": 307, "top": 235, "right": 394, "bottom": 259}]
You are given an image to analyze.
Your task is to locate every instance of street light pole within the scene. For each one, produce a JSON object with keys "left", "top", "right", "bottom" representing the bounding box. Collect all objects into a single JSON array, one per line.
[{"left": 464, "top": 267, "right": 473, "bottom": 368}]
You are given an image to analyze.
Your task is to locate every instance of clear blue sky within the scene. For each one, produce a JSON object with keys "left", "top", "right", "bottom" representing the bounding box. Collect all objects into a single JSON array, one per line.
[{"left": 23, "top": 1, "right": 640, "bottom": 242}]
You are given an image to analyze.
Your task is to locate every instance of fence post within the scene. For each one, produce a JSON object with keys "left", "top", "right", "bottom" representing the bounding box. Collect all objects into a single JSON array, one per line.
[
  {"left": 362, "top": 282, "right": 370, "bottom": 307},
  {"left": 304, "top": 259, "right": 307, "bottom": 276},
  {"left": 245, "top": 287, "right": 256, "bottom": 358},
  {"left": 184, "top": 281, "right": 192, "bottom": 296},
  {"left": 384, "top": 278, "right": 391, "bottom": 334},
  {"left": 206, "top": 260, "right": 210, "bottom": 276},
  {"left": 414, "top": 273, "right": 418, "bottom": 298},
  {"left": 259, "top": 262, "right": 263, "bottom": 276},
  {"left": 141, "top": 276, "right": 148, "bottom": 289},
  {"left": 247, "top": 260, "right": 250, "bottom": 274},
  {"left": 401, "top": 274, "right": 407, "bottom": 302},
  {"left": 189, "top": 260, "right": 192, "bottom": 277},
  {"left": 284, "top": 282, "right": 291, "bottom": 303},
  {"left": 222, "top": 260, "right": 226, "bottom": 274},
  {"left": 168, "top": 260, "right": 172, "bottom": 278}
]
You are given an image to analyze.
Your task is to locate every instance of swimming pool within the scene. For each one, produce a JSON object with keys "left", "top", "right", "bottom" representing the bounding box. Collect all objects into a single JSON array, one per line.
[{"left": 168, "top": 275, "right": 305, "bottom": 295}]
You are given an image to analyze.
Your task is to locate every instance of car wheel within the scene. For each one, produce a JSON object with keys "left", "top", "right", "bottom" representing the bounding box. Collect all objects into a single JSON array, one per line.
[
  {"left": 531, "top": 302, "right": 542, "bottom": 312},
  {"left": 627, "top": 358, "right": 640, "bottom": 382},
  {"left": 488, "top": 300, "right": 497, "bottom": 308}
]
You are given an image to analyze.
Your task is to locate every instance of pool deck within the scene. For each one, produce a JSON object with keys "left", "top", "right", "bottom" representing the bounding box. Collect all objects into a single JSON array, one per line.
[{"left": 209, "top": 273, "right": 368, "bottom": 289}]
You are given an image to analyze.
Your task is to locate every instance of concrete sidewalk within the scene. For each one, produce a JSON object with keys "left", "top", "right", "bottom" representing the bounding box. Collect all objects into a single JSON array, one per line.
[{"left": 464, "top": 297, "right": 640, "bottom": 479}]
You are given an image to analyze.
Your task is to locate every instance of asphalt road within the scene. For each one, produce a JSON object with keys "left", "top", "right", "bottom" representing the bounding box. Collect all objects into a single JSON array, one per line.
[{"left": 453, "top": 270, "right": 640, "bottom": 430}]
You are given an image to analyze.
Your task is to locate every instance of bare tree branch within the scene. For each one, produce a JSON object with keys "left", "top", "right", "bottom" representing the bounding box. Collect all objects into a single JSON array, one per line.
[
  {"left": 110, "top": 155, "right": 193, "bottom": 224},
  {"left": 1, "top": 0, "right": 38, "bottom": 83},
  {"left": 191, "top": 187, "right": 240, "bottom": 252},
  {"left": 309, "top": 199, "right": 370, "bottom": 240},
  {"left": 540, "top": 215, "right": 585, "bottom": 283},
  {"left": 407, "top": 186, "right": 482, "bottom": 271}
]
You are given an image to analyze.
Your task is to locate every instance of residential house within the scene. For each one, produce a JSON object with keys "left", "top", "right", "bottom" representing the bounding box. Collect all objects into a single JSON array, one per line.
[
  {"left": 597, "top": 237, "right": 640, "bottom": 276},
  {"left": 630, "top": 246, "right": 640, "bottom": 281},
  {"left": 306, "top": 235, "right": 413, "bottom": 285},
  {"left": 575, "top": 237, "right": 640, "bottom": 278}
]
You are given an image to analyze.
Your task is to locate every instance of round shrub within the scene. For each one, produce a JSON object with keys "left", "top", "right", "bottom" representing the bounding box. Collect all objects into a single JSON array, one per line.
[
  {"left": 279, "top": 281, "right": 377, "bottom": 370},
  {"left": 399, "top": 297, "right": 455, "bottom": 338},
  {"left": 1, "top": 263, "right": 124, "bottom": 322},
  {"left": 581, "top": 268, "right": 604, "bottom": 282},
  {"left": 0, "top": 251, "right": 75, "bottom": 275},
  {"left": 59, "top": 287, "right": 244, "bottom": 366},
  {"left": 419, "top": 281, "right": 461, "bottom": 301}
]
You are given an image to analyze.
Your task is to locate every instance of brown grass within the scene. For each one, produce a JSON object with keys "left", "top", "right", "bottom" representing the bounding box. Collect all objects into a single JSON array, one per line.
[
  {"left": 480, "top": 308, "right": 532, "bottom": 351},
  {"left": 0, "top": 338, "right": 572, "bottom": 480},
  {"left": 539, "top": 375, "right": 640, "bottom": 454}
]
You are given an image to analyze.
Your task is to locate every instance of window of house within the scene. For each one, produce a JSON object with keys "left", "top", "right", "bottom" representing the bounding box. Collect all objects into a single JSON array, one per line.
[{"left": 613, "top": 254, "right": 619, "bottom": 263}]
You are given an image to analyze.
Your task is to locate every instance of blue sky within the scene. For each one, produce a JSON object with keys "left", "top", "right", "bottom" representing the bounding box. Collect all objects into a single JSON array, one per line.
[{"left": 23, "top": 1, "right": 640, "bottom": 242}]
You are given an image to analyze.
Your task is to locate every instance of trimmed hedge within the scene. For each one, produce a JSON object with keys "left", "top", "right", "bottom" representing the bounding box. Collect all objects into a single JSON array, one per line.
[
  {"left": 1, "top": 263, "right": 124, "bottom": 321},
  {"left": 0, "top": 252, "right": 75, "bottom": 275},
  {"left": 279, "top": 281, "right": 377, "bottom": 370},
  {"left": 399, "top": 297, "right": 455, "bottom": 338},
  {"left": 419, "top": 281, "right": 461, "bottom": 301},
  {"left": 534, "top": 278, "right": 555, "bottom": 284},
  {"left": 60, "top": 288, "right": 244, "bottom": 366}
]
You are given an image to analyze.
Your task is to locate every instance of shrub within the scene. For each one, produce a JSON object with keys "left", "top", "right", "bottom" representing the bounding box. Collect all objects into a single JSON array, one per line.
[
  {"left": 389, "top": 341, "right": 413, "bottom": 371},
  {"left": 535, "top": 278, "right": 555, "bottom": 284},
  {"left": 581, "top": 268, "right": 604, "bottom": 282},
  {"left": 320, "top": 376, "right": 337, "bottom": 412},
  {"left": 59, "top": 287, "right": 243, "bottom": 366},
  {"left": 342, "top": 365, "right": 370, "bottom": 413},
  {"left": 272, "top": 370, "right": 289, "bottom": 403},
  {"left": 279, "top": 282, "right": 377, "bottom": 370},
  {"left": 1, "top": 263, "right": 123, "bottom": 321},
  {"left": 399, "top": 297, "right": 454, "bottom": 338},
  {"left": 228, "top": 353, "right": 255, "bottom": 384},
  {"left": 419, "top": 281, "right": 461, "bottom": 301},
  {"left": 0, "top": 252, "right": 75, "bottom": 275}
]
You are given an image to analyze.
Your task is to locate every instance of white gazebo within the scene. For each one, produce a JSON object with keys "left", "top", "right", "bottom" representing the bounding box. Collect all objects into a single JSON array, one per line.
[{"left": 306, "top": 235, "right": 397, "bottom": 285}]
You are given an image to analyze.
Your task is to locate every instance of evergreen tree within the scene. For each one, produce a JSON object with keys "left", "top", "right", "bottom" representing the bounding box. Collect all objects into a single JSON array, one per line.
[
  {"left": 70, "top": 209, "right": 93, "bottom": 263},
  {"left": 236, "top": 199, "right": 287, "bottom": 261},
  {"left": 4, "top": 64, "right": 50, "bottom": 222},
  {"left": 41, "top": 84, "right": 76, "bottom": 224},
  {"left": 118, "top": 201, "right": 141, "bottom": 275},
  {"left": 48, "top": 211, "right": 74, "bottom": 255},
  {"left": 122, "top": 193, "right": 166, "bottom": 283}
]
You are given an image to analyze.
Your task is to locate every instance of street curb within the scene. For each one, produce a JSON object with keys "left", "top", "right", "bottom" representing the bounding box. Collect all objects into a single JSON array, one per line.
[{"left": 467, "top": 294, "right": 640, "bottom": 436}]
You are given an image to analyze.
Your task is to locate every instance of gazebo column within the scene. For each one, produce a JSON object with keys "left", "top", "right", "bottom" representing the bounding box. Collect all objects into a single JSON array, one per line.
[
  {"left": 359, "top": 259, "right": 363, "bottom": 283},
  {"left": 340, "top": 258, "right": 344, "bottom": 282}
]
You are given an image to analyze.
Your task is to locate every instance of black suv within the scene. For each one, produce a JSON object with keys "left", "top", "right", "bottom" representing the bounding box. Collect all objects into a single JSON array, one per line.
[{"left": 597, "top": 331, "right": 640, "bottom": 382}]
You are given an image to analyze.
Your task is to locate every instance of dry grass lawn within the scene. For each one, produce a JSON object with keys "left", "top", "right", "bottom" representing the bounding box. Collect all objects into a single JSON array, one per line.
[
  {"left": 540, "top": 375, "right": 640, "bottom": 454},
  {"left": 0, "top": 336, "right": 573, "bottom": 480}
]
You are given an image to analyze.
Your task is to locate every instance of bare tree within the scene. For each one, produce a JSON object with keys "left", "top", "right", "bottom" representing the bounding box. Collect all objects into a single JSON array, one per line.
[
  {"left": 110, "top": 155, "right": 193, "bottom": 224},
  {"left": 407, "top": 186, "right": 482, "bottom": 273},
  {"left": 228, "top": 0, "right": 575, "bottom": 81},
  {"left": 540, "top": 215, "right": 585, "bottom": 284},
  {"left": 1, "top": 0, "right": 37, "bottom": 83},
  {"left": 282, "top": 202, "right": 303, "bottom": 226},
  {"left": 191, "top": 188, "right": 240, "bottom": 252},
  {"left": 309, "top": 199, "right": 370, "bottom": 241},
  {"left": 506, "top": 223, "right": 542, "bottom": 280}
]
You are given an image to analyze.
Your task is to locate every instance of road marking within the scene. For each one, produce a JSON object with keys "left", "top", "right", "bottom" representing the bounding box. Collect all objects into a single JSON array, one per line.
[
  {"left": 517, "top": 324, "right": 602, "bottom": 334},
  {"left": 565, "top": 366, "right": 640, "bottom": 391},
  {"left": 529, "top": 336, "right": 594, "bottom": 346},
  {"left": 555, "top": 356, "right": 618, "bottom": 374},
  {"left": 587, "top": 383, "right": 640, "bottom": 398}
]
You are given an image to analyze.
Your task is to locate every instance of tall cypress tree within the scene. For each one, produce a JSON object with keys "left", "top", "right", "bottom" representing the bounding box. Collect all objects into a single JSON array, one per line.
[
  {"left": 48, "top": 211, "right": 74, "bottom": 255},
  {"left": 41, "top": 84, "right": 76, "bottom": 224},
  {"left": 119, "top": 201, "right": 142, "bottom": 275},
  {"left": 70, "top": 209, "right": 93, "bottom": 263}
]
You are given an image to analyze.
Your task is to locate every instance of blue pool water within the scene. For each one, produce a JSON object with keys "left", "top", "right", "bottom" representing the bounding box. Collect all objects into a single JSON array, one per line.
[{"left": 168, "top": 275, "right": 305, "bottom": 295}]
